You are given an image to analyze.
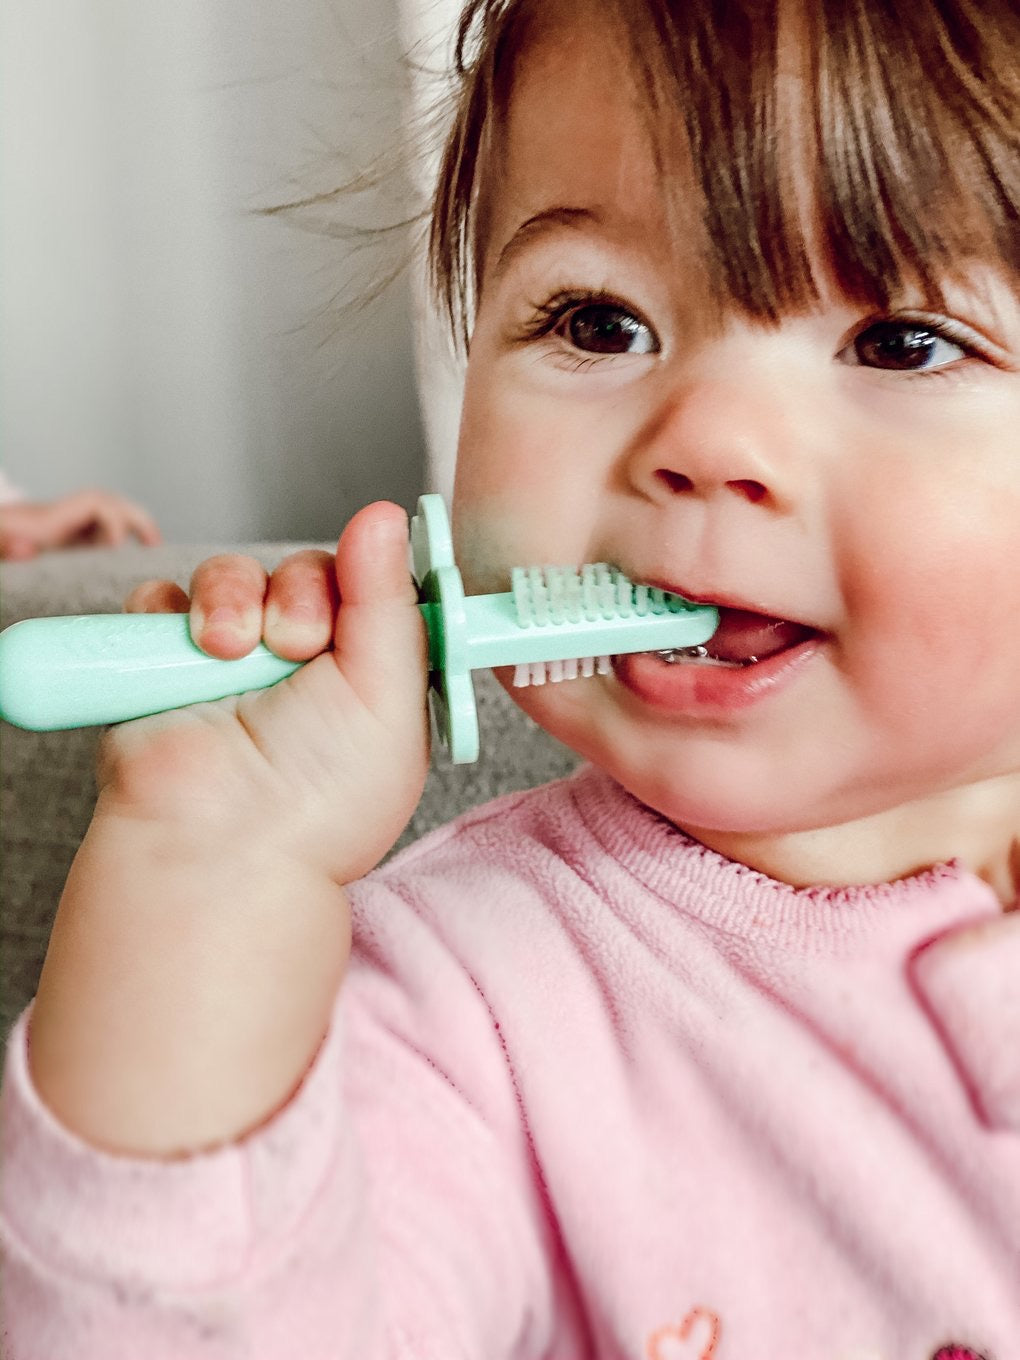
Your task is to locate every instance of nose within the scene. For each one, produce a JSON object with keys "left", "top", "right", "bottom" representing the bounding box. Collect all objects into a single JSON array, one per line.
[{"left": 625, "top": 374, "right": 799, "bottom": 513}]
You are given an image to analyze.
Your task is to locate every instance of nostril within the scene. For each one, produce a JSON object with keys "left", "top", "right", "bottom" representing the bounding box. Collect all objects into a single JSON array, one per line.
[
  {"left": 728, "top": 478, "right": 768, "bottom": 503},
  {"left": 656, "top": 470, "right": 694, "bottom": 494},
  {"left": 653, "top": 472, "right": 772, "bottom": 502}
]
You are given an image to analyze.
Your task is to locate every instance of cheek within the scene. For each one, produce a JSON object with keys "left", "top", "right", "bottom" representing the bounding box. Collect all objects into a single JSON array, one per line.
[
  {"left": 838, "top": 469, "right": 1020, "bottom": 760},
  {"left": 456, "top": 360, "right": 609, "bottom": 499},
  {"left": 452, "top": 365, "right": 612, "bottom": 589}
]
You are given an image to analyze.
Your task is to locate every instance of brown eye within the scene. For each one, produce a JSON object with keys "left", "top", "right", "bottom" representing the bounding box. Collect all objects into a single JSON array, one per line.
[
  {"left": 566, "top": 305, "right": 656, "bottom": 355},
  {"left": 853, "top": 320, "right": 964, "bottom": 371}
]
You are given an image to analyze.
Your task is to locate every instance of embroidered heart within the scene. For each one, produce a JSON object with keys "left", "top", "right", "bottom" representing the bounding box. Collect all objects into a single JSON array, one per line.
[{"left": 646, "top": 1306, "right": 721, "bottom": 1360}]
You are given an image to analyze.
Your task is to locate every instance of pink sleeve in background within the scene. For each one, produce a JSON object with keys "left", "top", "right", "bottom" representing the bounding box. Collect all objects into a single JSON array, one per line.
[{"left": 0, "top": 470, "right": 25, "bottom": 505}]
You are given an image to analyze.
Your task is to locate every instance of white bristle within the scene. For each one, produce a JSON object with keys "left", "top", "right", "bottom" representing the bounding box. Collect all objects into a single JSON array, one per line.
[
  {"left": 615, "top": 574, "right": 633, "bottom": 616},
  {"left": 565, "top": 571, "right": 583, "bottom": 622},
  {"left": 512, "top": 654, "right": 612, "bottom": 687},
  {"left": 597, "top": 565, "right": 616, "bottom": 618},
  {"left": 581, "top": 565, "right": 598, "bottom": 621},
  {"left": 511, "top": 567, "right": 532, "bottom": 626},
  {"left": 547, "top": 569, "right": 565, "bottom": 624},
  {"left": 531, "top": 566, "right": 550, "bottom": 625},
  {"left": 511, "top": 562, "right": 697, "bottom": 629}
]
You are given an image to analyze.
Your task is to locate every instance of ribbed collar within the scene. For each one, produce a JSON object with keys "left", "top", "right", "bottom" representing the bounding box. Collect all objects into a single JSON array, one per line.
[{"left": 567, "top": 766, "right": 1000, "bottom": 951}]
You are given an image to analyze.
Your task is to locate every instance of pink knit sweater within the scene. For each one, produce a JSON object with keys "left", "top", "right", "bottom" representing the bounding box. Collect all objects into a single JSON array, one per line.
[{"left": 2, "top": 766, "right": 1019, "bottom": 1359}]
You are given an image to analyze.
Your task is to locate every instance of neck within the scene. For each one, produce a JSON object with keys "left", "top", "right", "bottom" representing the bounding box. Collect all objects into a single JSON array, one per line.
[{"left": 688, "top": 774, "right": 1020, "bottom": 906}]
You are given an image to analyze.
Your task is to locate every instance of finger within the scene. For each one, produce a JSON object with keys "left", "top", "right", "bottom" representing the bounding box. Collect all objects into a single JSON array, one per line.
[
  {"left": 263, "top": 550, "right": 338, "bottom": 661},
  {"left": 119, "top": 498, "right": 162, "bottom": 546},
  {"left": 95, "top": 508, "right": 130, "bottom": 547},
  {"left": 88, "top": 503, "right": 132, "bottom": 548},
  {"left": 47, "top": 493, "right": 109, "bottom": 547},
  {"left": 131, "top": 512, "right": 162, "bottom": 546},
  {"left": 188, "top": 554, "right": 268, "bottom": 658},
  {"left": 123, "top": 580, "right": 191, "bottom": 614},
  {"left": 51, "top": 492, "right": 140, "bottom": 549},
  {"left": 100, "top": 495, "right": 162, "bottom": 547},
  {"left": 0, "top": 534, "right": 39, "bottom": 561},
  {"left": 332, "top": 501, "right": 427, "bottom": 704},
  {"left": 65, "top": 517, "right": 116, "bottom": 548}
]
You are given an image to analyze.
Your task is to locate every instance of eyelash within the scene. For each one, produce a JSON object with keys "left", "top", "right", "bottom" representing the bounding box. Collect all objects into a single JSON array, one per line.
[
  {"left": 844, "top": 313, "right": 992, "bottom": 383},
  {"left": 514, "top": 289, "right": 657, "bottom": 369},
  {"left": 515, "top": 291, "right": 998, "bottom": 380}
]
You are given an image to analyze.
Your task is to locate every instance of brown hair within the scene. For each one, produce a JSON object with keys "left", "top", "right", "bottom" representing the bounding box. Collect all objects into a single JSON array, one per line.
[{"left": 428, "top": 0, "right": 1020, "bottom": 343}]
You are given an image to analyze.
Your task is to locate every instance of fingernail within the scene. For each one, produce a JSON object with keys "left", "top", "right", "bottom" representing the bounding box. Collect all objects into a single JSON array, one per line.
[
  {"left": 198, "top": 606, "right": 259, "bottom": 639},
  {"left": 265, "top": 602, "right": 324, "bottom": 639}
]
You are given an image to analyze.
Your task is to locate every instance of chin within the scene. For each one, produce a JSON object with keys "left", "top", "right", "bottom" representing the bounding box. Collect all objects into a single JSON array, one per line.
[
  {"left": 622, "top": 773, "right": 813, "bottom": 837},
  {"left": 541, "top": 723, "right": 817, "bottom": 835},
  {"left": 502, "top": 674, "right": 914, "bottom": 838},
  {"left": 581, "top": 735, "right": 878, "bottom": 839}
]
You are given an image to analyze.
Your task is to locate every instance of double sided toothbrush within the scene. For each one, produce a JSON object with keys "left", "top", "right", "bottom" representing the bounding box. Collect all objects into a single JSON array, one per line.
[{"left": 0, "top": 495, "right": 718, "bottom": 763}]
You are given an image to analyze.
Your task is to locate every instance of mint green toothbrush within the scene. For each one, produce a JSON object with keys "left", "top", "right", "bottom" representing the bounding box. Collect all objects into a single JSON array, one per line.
[{"left": 0, "top": 495, "right": 718, "bottom": 763}]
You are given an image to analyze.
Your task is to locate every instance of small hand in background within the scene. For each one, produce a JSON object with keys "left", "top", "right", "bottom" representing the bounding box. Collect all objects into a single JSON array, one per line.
[{"left": 0, "top": 489, "right": 162, "bottom": 560}]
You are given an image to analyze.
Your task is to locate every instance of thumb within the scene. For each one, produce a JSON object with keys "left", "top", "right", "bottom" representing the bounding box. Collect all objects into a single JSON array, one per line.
[{"left": 332, "top": 501, "right": 428, "bottom": 706}]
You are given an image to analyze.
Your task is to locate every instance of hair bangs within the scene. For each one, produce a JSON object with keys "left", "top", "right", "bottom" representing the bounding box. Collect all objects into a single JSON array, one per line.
[
  {"left": 430, "top": 0, "right": 1020, "bottom": 341},
  {"left": 811, "top": 0, "right": 1020, "bottom": 312}
]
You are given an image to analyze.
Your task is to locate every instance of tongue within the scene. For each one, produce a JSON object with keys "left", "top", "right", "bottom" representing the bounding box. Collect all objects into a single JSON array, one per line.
[{"left": 705, "top": 608, "right": 809, "bottom": 663}]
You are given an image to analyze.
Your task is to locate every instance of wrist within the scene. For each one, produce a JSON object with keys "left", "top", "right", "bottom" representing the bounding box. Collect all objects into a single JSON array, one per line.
[{"left": 29, "top": 811, "right": 351, "bottom": 1157}]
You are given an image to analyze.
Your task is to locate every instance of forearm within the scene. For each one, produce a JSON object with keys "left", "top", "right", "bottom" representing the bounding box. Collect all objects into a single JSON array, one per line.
[{"left": 28, "top": 810, "right": 351, "bottom": 1158}]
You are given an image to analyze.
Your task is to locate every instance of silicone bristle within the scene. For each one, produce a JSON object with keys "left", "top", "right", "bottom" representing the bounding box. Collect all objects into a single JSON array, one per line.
[
  {"left": 513, "top": 563, "right": 684, "bottom": 627},
  {"left": 511, "top": 564, "right": 703, "bottom": 629},
  {"left": 508, "top": 564, "right": 710, "bottom": 688},
  {"left": 515, "top": 653, "right": 619, "bottom": 688}
]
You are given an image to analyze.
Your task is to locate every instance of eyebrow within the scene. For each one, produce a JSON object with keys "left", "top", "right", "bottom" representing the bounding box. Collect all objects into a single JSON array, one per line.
[{"left": 489, "top": 206, "right": 601, "bottom": 285}]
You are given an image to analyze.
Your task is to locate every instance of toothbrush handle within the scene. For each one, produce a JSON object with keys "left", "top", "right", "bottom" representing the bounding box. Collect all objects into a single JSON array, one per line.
[{"left": 0, "top": 614, "right": 304, "bottom": 731}]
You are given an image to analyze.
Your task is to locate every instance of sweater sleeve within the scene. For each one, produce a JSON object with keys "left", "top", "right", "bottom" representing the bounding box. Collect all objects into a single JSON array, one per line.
[{"left": 0, "top": 874, "right": 555, "bottom": 1360}]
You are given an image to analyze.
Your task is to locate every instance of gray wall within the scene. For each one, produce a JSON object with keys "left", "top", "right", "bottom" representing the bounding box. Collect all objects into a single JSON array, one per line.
[{"left": 1, "top": 0, "right": 427, "bottom": 544}]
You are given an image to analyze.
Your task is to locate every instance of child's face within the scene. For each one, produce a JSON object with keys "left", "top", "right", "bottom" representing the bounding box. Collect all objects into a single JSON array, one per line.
[{"left": 452, "top": 17, "right": 1020, "bottom": 854}]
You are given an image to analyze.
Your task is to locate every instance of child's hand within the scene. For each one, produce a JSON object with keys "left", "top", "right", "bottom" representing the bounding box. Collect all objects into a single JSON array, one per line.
[
  {"left": 28, "top": 502, "right": 430, "bottom": 1155},
  {"left": 0, "top": 489, "right": 162, "bottom": 559},
  {"left": 112, "top": 500, "right": 430, "bottom": 883}
]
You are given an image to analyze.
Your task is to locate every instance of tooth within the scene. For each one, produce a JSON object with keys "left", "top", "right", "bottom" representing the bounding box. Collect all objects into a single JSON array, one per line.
[
  {"left": 655, "top": 644, "right": 709, "bottom": 663},
  {"left": 513, "top": 663, "right": 531, "bottom": 687}
]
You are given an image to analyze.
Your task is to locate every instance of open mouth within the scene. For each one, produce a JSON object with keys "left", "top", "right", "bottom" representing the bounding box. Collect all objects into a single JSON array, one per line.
[
  {"left": 611, "top": 603, "right": 823, "bottom": 714},
  {"left": 651, "top": 607, "right": 819, "bottom": 668},
  {"left": 508, "top": 592, "right": 822, "bottom": 698}
]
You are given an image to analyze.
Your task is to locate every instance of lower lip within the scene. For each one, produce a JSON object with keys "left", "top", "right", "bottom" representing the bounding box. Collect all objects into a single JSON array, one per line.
[{"left": 612, "top": 639, "right": 821, "bottom": 716}]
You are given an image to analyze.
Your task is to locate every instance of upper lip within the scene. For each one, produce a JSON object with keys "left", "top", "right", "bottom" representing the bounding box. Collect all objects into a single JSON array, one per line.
[{"left": 641, "top": 576, "right": 821, "bottom": 632}]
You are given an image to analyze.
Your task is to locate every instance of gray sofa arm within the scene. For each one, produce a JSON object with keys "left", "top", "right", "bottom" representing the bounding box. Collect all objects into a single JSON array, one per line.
[{"left": 0, "top": 544, "right": 579, "bottom": 1041}]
